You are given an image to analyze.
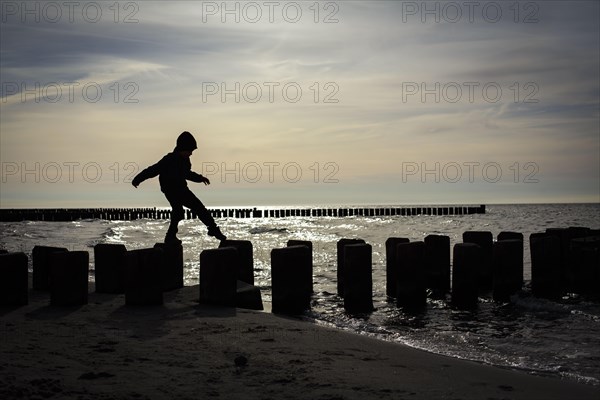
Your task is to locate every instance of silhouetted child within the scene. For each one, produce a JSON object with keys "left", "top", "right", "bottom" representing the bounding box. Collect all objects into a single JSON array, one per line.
[{"left": 132, "top": 131, "right": 226, "bottom": 243}]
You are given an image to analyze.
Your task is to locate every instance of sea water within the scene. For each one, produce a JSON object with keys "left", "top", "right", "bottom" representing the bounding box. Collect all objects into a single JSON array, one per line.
[{"left": 1, "top": 203, "right": 599, "bottom": 386}]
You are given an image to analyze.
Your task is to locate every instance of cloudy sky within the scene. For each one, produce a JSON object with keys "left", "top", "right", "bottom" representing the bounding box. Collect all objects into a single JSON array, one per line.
[{"left": 1, "top": 1, "right": 598, "bottom": 208}]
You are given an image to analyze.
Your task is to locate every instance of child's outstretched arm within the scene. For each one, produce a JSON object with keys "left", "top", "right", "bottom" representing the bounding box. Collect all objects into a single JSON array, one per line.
[
  {"left": 186, "top": 170, "right": 210, "bottom": 186},
  {"left": 132, "top": 161, "right": 162, "bottom": 188}
]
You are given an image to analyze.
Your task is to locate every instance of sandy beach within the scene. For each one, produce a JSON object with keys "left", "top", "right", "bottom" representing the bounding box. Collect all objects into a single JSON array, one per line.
[{"left": 1, "top": 282, "right": 598, "bottom": 400}]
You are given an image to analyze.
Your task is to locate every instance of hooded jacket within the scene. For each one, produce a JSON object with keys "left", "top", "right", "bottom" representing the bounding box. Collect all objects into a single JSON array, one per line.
[
  {"left": 175, "top": 131, "right": 197, "bottom": 152},
  {"left": 132, "top": 132, "right": 205, "bottom": 194}
]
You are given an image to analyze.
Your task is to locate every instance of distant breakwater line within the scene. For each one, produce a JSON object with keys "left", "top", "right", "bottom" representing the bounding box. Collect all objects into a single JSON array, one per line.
[{"left": 0, "top": 205, "right": 486, "bottom": 222}]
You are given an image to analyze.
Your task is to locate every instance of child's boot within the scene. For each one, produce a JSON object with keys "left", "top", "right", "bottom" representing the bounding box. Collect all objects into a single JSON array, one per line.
[{"left": 207, "top": 225, "right": 227, "bottom": 241}]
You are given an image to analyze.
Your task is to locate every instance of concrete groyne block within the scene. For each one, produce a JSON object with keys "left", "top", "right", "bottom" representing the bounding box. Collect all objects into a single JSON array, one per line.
[
  {"left": 236, "top": 280, "right": 263, "bottom": 310},
  {"left": 424, "top": 234, "right": 450, "bottom": 294},
  {"left": 218, "top": 240, "right": 254, "bottom": 285},
  {"left": 343, "top": 243, "right": 373, "bottom": 313},
  {"left": 336, "top": 238, "right": 365, "bottom": 296},
  {"left": 0, "top": 252, "right": 28, "bottom": 306},
  {"left": 497, "top": 231, "right": 524, "bottom": 242},
  {"left": 530, "top": 233, "right": 561, "bottom": 300},
  {"left": 32, "top": 245, "right": 68, "bottom": 290},
  {"left": 94, "top": 243, "right": 127, "bottom": 294},
  {"left": 154, "top": 242, "right": 184, "bottom": 291},
  {"left": 126, "top": 248, "right": 164, "bottom": 306},
  {"left": 287, "top": 240, "right": 313, "bottom": 293},
  {"left": 49, "top": 251, "right": 89, "bottom": 306},
  {"left": 396, "top": 241, "right": 426, "bottom": 309},
  {"left": 271, "top": 245, "right": 312, "bottom": 314},
  {"left": 545, "top": 227, "right": 590, "bottom": 291},
  {"left": 451, "top": 243, "right": 480, "bottom": 309},
  {"left": 565, "top": 227, "right": 592, "bottom": 290},
  {"left": 492, "top": 239, "right": 523, "bottom": 302},
  {"left": 385, "top": 237, "right": 410, "bottom": 297},
  {"left": 570, "top": 236, "right": 600, "bottom": 296},
  {"left": 462, "top": 231, "right": 493, "bottom": 290},
  {"left": 544, "top": 228, "right": 570, "bottom": 290},
  {"left": 496, "top": 231, "right": 524, "bottom": 287},
  {"left": 199, "top": 247, "right": 237, "bottom": 307}
]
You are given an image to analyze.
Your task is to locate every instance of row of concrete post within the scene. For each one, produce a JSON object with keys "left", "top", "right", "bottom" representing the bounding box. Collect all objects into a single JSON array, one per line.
[
  {"left": 0, "top": 244, "right": 182, "bottom": 307},
  {"left": 530, "top": 227, "right": 600, "bottom": 299},
  {"left": 0, "top": 238, "right": 312, "bottom": 313},
  {"left": 347, "top": 228, "right": 598, "bottom": 311},
  {"left": 1, "top": 226, "right": 597, "bottom": 313},
  {"left": 0, "top": 205, "right": 486, "bottom": 222},
  {"left": 0, "top": 241, "right": 264, "bottom": 309}
]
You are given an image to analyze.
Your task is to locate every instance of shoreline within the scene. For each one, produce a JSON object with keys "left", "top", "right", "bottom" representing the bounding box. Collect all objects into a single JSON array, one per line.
[{"left": 1, "top": 284, "right": 598, "bottom": 400}]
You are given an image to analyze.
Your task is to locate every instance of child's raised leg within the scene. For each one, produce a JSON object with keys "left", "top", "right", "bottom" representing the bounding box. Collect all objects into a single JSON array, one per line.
[{"left": 182, "top": 189, "right": 227, "bottom": 241}]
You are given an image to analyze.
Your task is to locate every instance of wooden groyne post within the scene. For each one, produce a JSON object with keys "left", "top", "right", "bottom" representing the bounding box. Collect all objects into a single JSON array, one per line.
[
  {"left": 569, "top": 236, "right": 600, "bottom": 296},
  {"left": 385, "top": 237, "right": 410, "bottom": 298},
  {"left": 530, "top": 233, "right": 561, "bottom": 300},
  {"left": 337, "top": 238, "right": 366, "bottom": 296},
  {"left": 424, "top": 234, "right": 451, "bottom": 295},
  {"left": 492, "top": 239, "right": 523, "bottom": 302},
  {"left": 452, "top": 243, "right": 480, "bottom": 309},
  {"left": 287, "top": 240, "right": 314, "bottom": 293},
  {"left": 462, "top": 231, "right": 494, "bottom": 290},
  {"left": 343, "top": 243, "right": 374, "bottom": 313},
  {"left": 396, "top": 241, "right": 427, "bottom": 309},
  {"left": 0, "top": 205, "right": 487, "bottom": 221}
]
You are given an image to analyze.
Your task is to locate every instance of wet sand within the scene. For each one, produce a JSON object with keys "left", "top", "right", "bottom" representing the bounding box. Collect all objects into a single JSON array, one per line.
[{"left": 1, "top": 284, "right": 598, "bottom": 400}]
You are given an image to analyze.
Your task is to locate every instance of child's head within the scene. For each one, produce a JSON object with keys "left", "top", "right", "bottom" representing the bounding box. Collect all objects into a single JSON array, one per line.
[{"left": 175, "top": 131, "right": 197, "bottom": 154}]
